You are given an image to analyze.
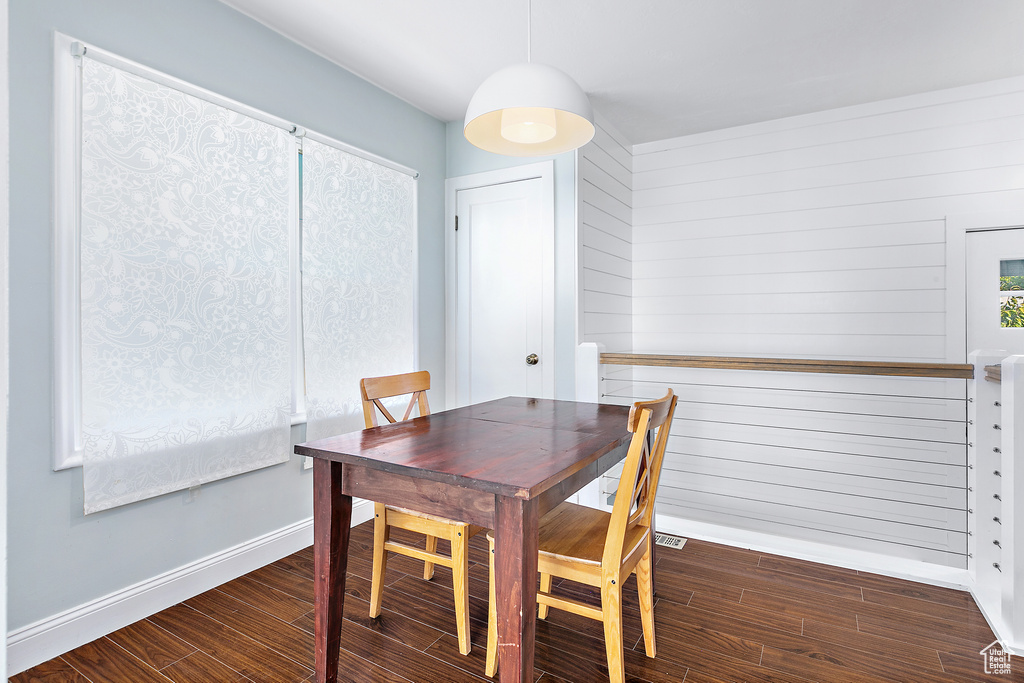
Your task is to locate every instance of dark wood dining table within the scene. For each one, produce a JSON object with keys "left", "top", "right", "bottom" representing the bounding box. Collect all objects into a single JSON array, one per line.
[{"left": 295, "top": 396, "right": 632, "bottom": 683}]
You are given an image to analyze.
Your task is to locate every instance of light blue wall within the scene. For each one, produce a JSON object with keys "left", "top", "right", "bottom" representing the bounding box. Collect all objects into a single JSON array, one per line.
[
  {"left": 8, "top": 0, "right": 446, "bottom": 630},
  {"left": 445, "top": 122, "right": 578, "bottom": 400}
]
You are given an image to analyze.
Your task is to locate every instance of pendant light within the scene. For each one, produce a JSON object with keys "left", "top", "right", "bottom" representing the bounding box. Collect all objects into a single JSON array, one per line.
[{"left": 464, "top": 0, "right": 595, "bottom": 156}]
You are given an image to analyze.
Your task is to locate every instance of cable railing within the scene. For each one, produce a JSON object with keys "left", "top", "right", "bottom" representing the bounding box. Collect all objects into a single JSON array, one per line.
[{"left": 577, "top": 346, "right": 971, "bottom": 568}]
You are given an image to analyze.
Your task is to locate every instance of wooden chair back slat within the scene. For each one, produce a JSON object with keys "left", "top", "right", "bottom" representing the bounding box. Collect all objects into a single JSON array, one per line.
[
  {"left": 400, "top": 392, "right": 422, "bottom": 422},
  {"left": 360, "top": 371, "right": 431, "bottom": 429},
  {"left": 603, "top": 390, "right": 677, "bottom": 570},
  {"left": 371, "top": 399, "right": 398, "bottom": 426}
]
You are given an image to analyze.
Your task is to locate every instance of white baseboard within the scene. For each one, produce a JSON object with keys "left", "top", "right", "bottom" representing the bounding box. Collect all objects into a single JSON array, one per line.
[
  {"left": 7, "top": 499, "right": 374, "bottom": 675},
  {"left": 655, "top": 516, "right": 972, "bottom": 589},
  {"left": 970, "top": 592, "right": 1024, "bottom": 656}
]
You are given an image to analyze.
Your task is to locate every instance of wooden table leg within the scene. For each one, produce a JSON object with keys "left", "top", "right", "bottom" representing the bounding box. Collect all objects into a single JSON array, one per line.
[
  {"left": 494, "top": 495, "right": 538, "bottom": 683},
  {"left": 314, "top": 459, "right": 351, "bottom": 683}
]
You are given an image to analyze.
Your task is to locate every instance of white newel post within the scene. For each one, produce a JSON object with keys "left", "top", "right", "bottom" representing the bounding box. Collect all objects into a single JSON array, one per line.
[
  {"left": 968, "top": 349, "right": 1007, "bottom": 630},
  {"left": 575, "top": 342, "right": 604, "bottom": 508},
  {"left": 1002, "top": 356, "right": 1024, "bottom": 650},
  {"left": 575, "top": 342, "right": 603, "bottom": 403}
]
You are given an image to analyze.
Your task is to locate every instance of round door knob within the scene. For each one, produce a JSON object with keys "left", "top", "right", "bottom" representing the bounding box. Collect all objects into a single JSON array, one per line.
[{"left": 526, "top": 353, "right": 539, "bottom": 366}]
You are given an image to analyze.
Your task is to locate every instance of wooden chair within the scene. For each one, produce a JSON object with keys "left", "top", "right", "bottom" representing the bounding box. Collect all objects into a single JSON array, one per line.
[
  {"left": 361, "top": 370, "right": 484, "bottom": 655},
  {"left": 485, "top": 390, "right": 678, "bottom": 682}
]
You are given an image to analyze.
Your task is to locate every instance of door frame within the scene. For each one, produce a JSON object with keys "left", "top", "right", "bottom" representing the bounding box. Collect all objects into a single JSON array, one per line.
[
  {"left": 444, "top": 161, "right": 555, "bottom": 409},
  {"left": 947, "top": 211, "right": 1024, "bottom": 362}
]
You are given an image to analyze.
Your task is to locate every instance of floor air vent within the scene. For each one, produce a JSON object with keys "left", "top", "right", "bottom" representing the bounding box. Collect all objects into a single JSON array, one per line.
[{"left": 654, "top": 533, "right": 687, "bottom": 549}]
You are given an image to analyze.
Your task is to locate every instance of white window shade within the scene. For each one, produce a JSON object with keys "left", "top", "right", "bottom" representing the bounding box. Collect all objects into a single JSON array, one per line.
[
  {"left": 301, "top": 138, "right": 416, "bottom": 441},
  {"left": 79, "top": 58, "right": 294, "bottom": 513}
]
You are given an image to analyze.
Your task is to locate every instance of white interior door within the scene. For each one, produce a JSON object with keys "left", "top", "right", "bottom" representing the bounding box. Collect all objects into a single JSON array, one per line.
[
  {"left": 967, "top": 228, "right": 1024, "bottom": 355},
  {"left": 445, "top": 163, "right": 555, "bottom": 408}
]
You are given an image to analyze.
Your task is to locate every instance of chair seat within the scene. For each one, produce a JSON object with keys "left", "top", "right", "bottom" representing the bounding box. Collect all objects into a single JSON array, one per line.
[
  {"left": 538, "top": 501, "right": 649, "bottom": 567},
  {"left": 389, "top": 505, "right": 469, "bottom": 527}
]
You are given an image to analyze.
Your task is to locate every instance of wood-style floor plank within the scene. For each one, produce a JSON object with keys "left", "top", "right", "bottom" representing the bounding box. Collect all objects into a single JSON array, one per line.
[
  {"left": 14, "top": 520, "right": 1012, "bottom": 682},
  {"left": 104, "top": 618, "right": 196, "bottom": 671},
  {"left": 60, "top": 638, "right": 174, "bottom": 683},
  {"left": 756, "top": 554, "right": 862, "bottom": 584},
  {"left": 530, "top": 617, "right": 689, "bottom": 683},
  {"left": 686, "top": 592, "right": 803, "bottom": 634},
  {"left": 800, "top": 618, "right": 945, "bottom": 671},
  {"left": 852, "top": 571, "right": 980, "bottom": 610},
  {"left": 937, "top": 649, "right": 1024, "bottom": 682},
  {"left": 659, "top": 556, "right": 866, "bottom": 601},
  {"left": 739, "top": 588, "right": 860, "bottom": 629},
  {"left": 149, "top": 603, "right": 312, "bottom": 681},
  {"left": 185, "top": 588, "right": 315, "bottom": 666},
  {"left": 214, "top": 573, "right": 313, "bottom": 623},
  {"left": 159, "top": 650, "right": 249, "bottom": 683},
  {"left": 9, "top": 657, "right": 91, "bottom": 682},
  {"left": 860, "top": 586, "right": 983, "bottom": 621},
  {"left": 654, "top": 632, "right": 814, "bottom": 683}
]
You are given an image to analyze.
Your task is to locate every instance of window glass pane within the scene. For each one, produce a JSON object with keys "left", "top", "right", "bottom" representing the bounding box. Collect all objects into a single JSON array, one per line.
[
  {"left": 301, "top": 138, "right": 416, "bottom": 440},
  {"left": 1001, "top": 259, "right": 1024, "bottom": 327},
  {"left": 79, "top": 58, "right": 293, "bottom": 512},
  {"left": 1000, "top": 258, "right": 1024, "bottom": 287}
]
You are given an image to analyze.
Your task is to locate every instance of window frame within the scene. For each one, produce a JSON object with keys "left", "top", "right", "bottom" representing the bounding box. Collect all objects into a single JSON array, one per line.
[{"left": 52, "top": 32, "right": 419, "bottom": 471}]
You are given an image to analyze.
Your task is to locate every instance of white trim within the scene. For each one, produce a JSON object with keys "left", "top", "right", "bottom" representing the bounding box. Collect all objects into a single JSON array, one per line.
[
  {"left": 444, "top": 161, "right": 554, "bottom": 193},
  {"left": 974, "top": 600, "right": 1024, "bottom": 657},
  {"left": 443, "top": 161, "right": 555, "bottom": 408},
  {"left": 573, "top": 148, "right": 583, "bottom": 350},
  {"left": 1001, "top": 356, "right": 1024, "bottom": 651},
  {"left": 53, "top": 32, "right": 83, "bottom": 470},
  {"left": 289, "top": 136, "right": 306, "bottom": 425},
  {"left": 0, "top": 0, "right": 9, "bottom": 676},
  {"left": 656, "top": 515, "right": 971, "bottom": 588},
  {"left": 411, "top": 179, "right": 421, "bottom": 370},
  {"left": 303, "top": 129, "right": 418, "bottom": 179},
  {"left": 6, "top": 501, "right": 374, "bottom": 675},
  {"left": 946, "top": 210, "right": 1024, "bottom": 366},
  {"left": 78, "top": 39, "right": 294, "bottom": 134},
  {"left": 60, "top": 33, "right": 416, "bottom": 179}
]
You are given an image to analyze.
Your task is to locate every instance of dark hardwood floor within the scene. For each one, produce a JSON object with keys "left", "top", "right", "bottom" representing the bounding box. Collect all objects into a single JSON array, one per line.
[{"left": 13, "top": 520, "right": 1024, "bottom": 682}]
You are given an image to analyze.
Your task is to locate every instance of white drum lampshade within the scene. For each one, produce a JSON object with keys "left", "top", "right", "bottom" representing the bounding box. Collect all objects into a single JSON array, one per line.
[{"left": 464, "top": 62, "right": 595, "bottom": 157}]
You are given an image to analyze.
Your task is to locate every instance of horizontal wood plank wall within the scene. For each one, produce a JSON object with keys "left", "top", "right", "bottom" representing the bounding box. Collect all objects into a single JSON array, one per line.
[
  {"left": 623, "top": 76, "right": 1024, "bottom": 568},
  {"left": 579, "top": 115, "right": 632, "bottom": 353}
]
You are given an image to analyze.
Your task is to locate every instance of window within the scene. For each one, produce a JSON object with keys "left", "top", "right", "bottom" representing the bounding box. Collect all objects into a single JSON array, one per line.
[
  {"left": 1000, "top": 258, "right": 1024, "bottom": 328},
  {"left": 301, "top": 137, "right": 416, "bottom": 441},
  {"left": 55, "top": 34, "right": 417, "bottom": 512}
]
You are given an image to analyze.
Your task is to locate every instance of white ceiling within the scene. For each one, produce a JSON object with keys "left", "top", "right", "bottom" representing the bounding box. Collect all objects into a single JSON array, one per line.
[{"left": 219, "top": 0, "right": 1024, "bottom": 145}]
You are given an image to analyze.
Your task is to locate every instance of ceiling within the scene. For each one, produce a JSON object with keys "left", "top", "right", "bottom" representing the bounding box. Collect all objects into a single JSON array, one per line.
[{"left": 218, "top": 0, "right": 1024, "bottom": 145}]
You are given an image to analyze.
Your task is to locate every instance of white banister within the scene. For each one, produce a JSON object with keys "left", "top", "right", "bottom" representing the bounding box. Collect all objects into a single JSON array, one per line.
[
  {"left": 968, "top": 349, "right": 1006, "bottom": 630},
  {"left": 575, "top": 342, "right": 603, "bottom": 403},
  {"left": 575, "top": 342, "right": 605, "bottom": 509},
  {"left": 1001, "top": 356, "right": 1024, "bottom": 649},
  {"left": 968, "top": 349, "right": 1024, "bottom": 655}
]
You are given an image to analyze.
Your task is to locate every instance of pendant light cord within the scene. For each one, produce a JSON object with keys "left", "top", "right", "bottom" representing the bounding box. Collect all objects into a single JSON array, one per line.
[{"left": 527, "top": 0, "right": 532, "bottom": 63}]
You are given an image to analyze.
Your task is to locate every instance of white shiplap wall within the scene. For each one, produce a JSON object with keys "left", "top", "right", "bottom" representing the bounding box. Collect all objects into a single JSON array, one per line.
[
  {"left": 579, "top": 115, "right": 632, "bottom": 352},
  {"left": 624, "top": 76, "right": 1024, "bottom": 567}
]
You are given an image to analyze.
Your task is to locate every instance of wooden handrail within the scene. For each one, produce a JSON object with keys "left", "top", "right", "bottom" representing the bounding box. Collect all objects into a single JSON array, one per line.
[
  {"left": 985, "top": 364, "right": 1002, "bottom": 383},
  {"left": 599, "top": 353, "right": 974, "bottom": 379}
]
